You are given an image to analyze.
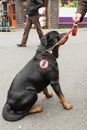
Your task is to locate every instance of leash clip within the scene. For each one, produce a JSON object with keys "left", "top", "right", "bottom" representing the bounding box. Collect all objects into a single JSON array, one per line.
[{"left": 47, "top": 48, "right": 53, "bottom": 54}]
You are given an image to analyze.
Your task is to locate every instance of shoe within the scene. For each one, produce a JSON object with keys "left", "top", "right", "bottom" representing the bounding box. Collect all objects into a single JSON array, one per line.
[{"left": 17, "top": 44, "right": 26, "bottom": 47}]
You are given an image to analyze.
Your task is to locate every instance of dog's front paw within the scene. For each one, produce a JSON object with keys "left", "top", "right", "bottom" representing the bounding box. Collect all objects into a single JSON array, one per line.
[
  {"left": 46, "top": 92, "right": 53, "bottom": 98},
  {"left": 63, "top": 103, "right": 73, "bottom": 110},
  {"left": 43, "top": 88, "right": 53, "bottom": 98},
  {"left": 29, "top": 106, "right": 43, "bottom": 114}
]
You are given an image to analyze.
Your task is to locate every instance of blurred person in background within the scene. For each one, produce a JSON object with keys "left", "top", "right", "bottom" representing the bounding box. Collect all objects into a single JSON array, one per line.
[{"left": 17, "top": 0, "right": 44, "bottom": 47}]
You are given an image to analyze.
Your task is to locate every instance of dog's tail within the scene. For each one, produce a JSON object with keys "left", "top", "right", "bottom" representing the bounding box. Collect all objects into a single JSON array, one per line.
[{"left": 2, "top": 103, "right": 25, "bottom": 122}]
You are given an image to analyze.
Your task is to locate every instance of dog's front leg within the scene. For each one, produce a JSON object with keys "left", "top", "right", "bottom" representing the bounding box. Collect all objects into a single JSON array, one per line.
[
  {"left": 43, "top": 87, "right": 53, "bottom": 98},
  {"left": 51, "top": 82, "right": 73, "bottom": 110}
]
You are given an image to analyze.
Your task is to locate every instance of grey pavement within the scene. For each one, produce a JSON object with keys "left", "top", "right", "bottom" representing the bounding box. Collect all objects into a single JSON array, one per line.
[{"left": 0, "top": 28, "right": 87, "bottom": 130}]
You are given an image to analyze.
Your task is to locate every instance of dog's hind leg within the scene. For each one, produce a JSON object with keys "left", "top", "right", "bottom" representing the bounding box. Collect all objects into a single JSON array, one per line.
[
  {"left": 43, "top": 87, "right": 53, "bottom": 98},
  {"left": 26, "top": 90, "right": 43, "bottom": 114},
  {"left": 29, "top": 87, "right": 53, "bottom": 114}
]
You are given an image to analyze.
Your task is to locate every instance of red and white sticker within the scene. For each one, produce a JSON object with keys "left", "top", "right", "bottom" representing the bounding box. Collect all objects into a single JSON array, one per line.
[{"left": 39, "top": 59, "right": 49, "bottom": 69}]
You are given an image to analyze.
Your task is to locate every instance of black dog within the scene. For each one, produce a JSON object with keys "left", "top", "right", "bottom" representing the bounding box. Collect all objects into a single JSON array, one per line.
[{"left": 2, "top": 31, "right": 72, "bottom": 122}]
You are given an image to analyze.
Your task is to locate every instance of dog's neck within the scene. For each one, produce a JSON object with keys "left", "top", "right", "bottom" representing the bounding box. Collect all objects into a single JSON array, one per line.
[{"left": 36, "top": 46, "right": 57, "bottom": 59}]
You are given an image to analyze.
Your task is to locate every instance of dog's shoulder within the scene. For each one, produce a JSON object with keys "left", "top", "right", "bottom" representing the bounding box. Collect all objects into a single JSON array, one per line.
[{"left": 32, "top": 53, "right": 58, "bottom": 72}]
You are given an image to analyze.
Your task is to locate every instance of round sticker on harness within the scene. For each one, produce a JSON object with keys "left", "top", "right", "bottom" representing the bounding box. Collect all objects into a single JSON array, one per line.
[{"left": 39, "top": 59, "right": 49, "bottom": 69}]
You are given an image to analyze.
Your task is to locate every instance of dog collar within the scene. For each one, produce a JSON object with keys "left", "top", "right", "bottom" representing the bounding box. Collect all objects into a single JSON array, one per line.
[
  {"left": 42, "top": 48, "right": 56, "bottom": 59},
  {"left": 37, "top": 45, "right": 57, "bottom": 59}
]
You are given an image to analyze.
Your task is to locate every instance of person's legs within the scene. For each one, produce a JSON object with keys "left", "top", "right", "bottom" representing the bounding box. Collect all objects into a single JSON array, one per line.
[
  {"left": 32, "top": 15, "right": 44, "bottom": 40},
  {"left": 17, "top": 17, "right": 32, "bottom": 47}
]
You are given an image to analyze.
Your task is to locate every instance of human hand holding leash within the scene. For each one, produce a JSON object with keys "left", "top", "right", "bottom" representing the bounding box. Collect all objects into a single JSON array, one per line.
[
  {"left": 72, "top": 13, "right": 82, "bottom": 36},
  {"left": 55, "top": 22, "right": 78, "bottom": 47},
  {"left": 73, "top": 13, "right": 82, "bottom": 23}
]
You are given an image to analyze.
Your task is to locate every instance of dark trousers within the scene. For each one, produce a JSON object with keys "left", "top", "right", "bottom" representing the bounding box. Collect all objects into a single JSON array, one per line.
[{"left": 21, "top": 15, "right": 43, "bottom": 45}]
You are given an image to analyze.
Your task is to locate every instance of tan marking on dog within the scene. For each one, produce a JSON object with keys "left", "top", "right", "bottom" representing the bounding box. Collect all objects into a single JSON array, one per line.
[
  {"left": 43, "top": 88, "right": 53, "bottom": 98},
  {"left": 29, "top": 106, "right": 43, "bottom": 114},
  {"left": 58, "top": 95, "right": 73, "bottom": 110}
]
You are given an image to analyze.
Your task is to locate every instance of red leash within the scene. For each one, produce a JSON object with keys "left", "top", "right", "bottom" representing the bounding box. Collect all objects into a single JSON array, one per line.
[
  {"left": 46, "top": 23, "right": 78, "bottom": 52},
  {"left": 62, "top": 22, "right": 78, "bottom": 39},
  {"left": 55, "top": 22, "right": 78, "bottom": 47},
  {"left": 72, "top": 22, "right": 78, "bottom": 36}
]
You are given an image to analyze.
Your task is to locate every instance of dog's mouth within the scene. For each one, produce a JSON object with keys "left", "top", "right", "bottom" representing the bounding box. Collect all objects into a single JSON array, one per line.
[{"left": 53, "top": 33, "right": 68, "bottom": 48}]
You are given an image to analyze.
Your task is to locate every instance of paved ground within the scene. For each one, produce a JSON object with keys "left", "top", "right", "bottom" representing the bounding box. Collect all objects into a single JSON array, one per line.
[{"left": 0, "top": 28, "right": 87, "bottom": 130}]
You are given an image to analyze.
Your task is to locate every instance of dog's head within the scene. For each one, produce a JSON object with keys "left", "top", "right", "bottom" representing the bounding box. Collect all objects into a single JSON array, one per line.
[{"left": 38, "top": 31, "right": 68, "bottom": 58}]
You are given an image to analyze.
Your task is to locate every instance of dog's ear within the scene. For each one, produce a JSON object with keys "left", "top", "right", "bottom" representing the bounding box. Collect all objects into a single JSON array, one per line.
[{"left": 41, "top": 35, "right": 49, "bottom": 47}]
